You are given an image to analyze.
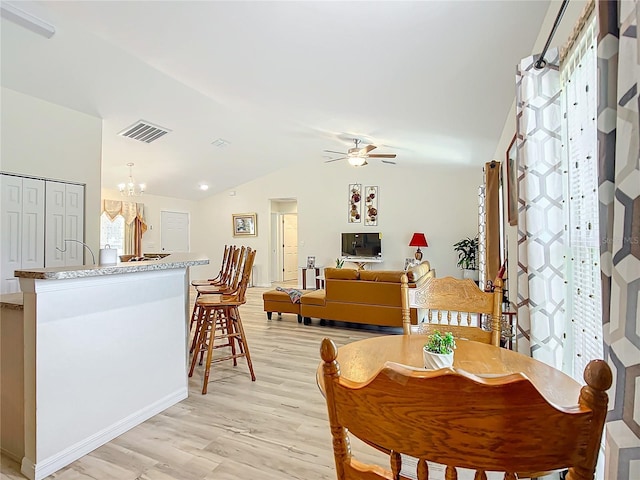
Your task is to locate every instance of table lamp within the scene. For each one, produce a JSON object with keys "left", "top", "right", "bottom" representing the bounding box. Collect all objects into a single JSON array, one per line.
[{"left": 409, "top": 233, "right": 428, "bottom": 261}]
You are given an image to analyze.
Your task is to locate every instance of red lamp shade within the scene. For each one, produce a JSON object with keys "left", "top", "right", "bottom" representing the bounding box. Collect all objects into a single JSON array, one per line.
[
  {"left": 409, "top": 233, "right": 428, "bottom": 261},
  {"left": 409, "top": 233, "right": 428, "bottom": 247}
]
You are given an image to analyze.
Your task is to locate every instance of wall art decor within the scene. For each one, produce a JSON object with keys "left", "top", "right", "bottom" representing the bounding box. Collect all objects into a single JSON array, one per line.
[
  {"left": 348, "top": 183, "right": 362, "bottom": 223},
  {"left": 232, "top": 212, "right": 257, "bottom": 237},
  {"left": 364, "top": 185, "right": 378, "bottom": 226}
]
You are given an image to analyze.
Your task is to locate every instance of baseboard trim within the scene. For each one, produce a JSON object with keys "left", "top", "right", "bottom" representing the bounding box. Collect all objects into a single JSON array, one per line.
[
  {"left": 1, "top": 446, "right": 22, "bottom": 463},
  {"left": 21, "top": 388, "right": 187, "bottom": 480}
]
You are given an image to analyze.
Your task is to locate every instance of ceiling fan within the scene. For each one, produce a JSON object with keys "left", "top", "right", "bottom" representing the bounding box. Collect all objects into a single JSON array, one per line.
[{"left": 324, "top": 139, "right": 397, "bottom": 167}]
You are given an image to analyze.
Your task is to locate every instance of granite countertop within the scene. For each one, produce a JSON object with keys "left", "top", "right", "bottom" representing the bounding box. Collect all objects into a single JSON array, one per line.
[
  {"left": 14, "top": 253, "right": 209, "bottom": 280},
  {"left": 0, "top": 293, "right": 24, "bottom": 310}
]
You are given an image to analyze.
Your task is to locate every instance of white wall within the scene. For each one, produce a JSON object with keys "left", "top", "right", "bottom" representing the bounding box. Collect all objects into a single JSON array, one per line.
[
  {"left": 0, "top": 87, "right": 102, "bottom": 256},
  {"left": 101, "top": 188, "right": 199, "bottom": 254},
  {"left": 191, "top": 161, "right": 482, "bottom": 286}
]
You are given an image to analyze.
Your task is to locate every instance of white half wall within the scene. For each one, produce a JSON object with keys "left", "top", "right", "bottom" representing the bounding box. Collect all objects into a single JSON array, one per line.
[
  {"left": 0, "top": 87, "right": 102, "bottom": 256},
  {"left": 190, "top": 161, "right": 483, "bottom": 286}
]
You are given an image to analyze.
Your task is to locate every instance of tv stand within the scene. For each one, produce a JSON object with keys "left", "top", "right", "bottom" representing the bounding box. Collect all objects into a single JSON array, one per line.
[{"left": 341, "top": 256, "right": 382, "bottom": 270}]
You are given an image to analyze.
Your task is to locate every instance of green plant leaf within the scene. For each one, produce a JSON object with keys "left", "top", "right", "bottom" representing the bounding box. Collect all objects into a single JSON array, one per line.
[{"left": 424, "top": 330, "right": 456, "bottom": 354}]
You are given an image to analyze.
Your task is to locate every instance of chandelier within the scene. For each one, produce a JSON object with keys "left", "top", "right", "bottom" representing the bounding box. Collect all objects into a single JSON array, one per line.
[{"left": 118, "top": 162, "right": 145, "bottom": 197}]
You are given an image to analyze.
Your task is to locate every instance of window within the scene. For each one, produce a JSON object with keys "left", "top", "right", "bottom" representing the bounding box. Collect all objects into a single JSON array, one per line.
[
  {"left": 100, "top": 212, "right": 125, "bottom": 256},
  {"left": 560, "top": 16, "right": 603, "bottom": 382}
]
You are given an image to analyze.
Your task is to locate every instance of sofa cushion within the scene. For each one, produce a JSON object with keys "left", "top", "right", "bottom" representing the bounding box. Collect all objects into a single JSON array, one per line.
[
  {"left": 359, "top": 270, "right": 405, "bottom": 283},
  {"left": 324, "top": 268, "right": 360, "bottom": 280},
  {"left": 300, "top": 289, "right": 326, "bottom": 306},
  {"left": 407, "top": 261, "right": 431, "bottom": 282}
]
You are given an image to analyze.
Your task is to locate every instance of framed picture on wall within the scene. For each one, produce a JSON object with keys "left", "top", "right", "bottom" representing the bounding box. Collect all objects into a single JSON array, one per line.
[
  {"left": 232, "top": 213, "right": 257, "bottom": 237},
  {"left": 506, "top": 134, "right": 518, "bottom": 226}
]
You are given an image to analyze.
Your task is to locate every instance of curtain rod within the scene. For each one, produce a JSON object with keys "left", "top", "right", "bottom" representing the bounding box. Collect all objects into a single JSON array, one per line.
[{"left": 535, "top": 0, "right": 570, "bottom": 69}]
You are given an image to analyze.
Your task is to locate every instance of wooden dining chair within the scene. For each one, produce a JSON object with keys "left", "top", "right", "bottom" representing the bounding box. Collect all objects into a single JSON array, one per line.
[
  {"left": 320, "top": 337, "right": 612, "bottom": 480},
  {"left": 401, "top": 275, "right": 503, "bottom": 346}
]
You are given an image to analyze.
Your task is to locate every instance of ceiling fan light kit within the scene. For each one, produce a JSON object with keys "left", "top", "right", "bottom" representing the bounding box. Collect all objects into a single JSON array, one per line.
[
  {"left": 348, "top": 157, "right": 367, "bottom": 167},
  {"left": 324, "top": 138, "right": 397, "bottom": 167}
]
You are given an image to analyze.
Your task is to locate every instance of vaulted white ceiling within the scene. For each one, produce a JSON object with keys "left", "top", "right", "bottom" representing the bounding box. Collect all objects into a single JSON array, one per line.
[{"left": 1, "top": 1, "right": 550, "bottom": 200}]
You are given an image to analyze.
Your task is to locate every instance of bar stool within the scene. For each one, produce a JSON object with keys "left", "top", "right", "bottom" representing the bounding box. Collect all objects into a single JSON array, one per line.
[
  {"left": 189, "top": 246, "right": 244, "bottom": 333},
  {"left": 191, "top": 245, "right": 234, "bottom": 287},
  {"left": 189, "top": 249, "right": 256, "bottom": 394}
]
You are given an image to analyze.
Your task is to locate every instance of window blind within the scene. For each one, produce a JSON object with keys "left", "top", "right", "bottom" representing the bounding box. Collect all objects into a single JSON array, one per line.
[{"left": 560, "top": 16, "right": 602, "bottom": 382}]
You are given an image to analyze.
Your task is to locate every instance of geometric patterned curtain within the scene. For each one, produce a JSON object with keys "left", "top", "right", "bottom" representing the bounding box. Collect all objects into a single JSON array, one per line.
[
  {"left": 597, "top": 1, "right": 640, "bottom": 478},
  {"left": 515, "top": 48, "right": 566, "bottom": 368}
]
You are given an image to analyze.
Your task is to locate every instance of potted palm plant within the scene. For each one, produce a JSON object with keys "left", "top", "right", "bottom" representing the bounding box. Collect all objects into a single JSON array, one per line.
[
  {"left": 453, "top": 236, "right": 479, "bottom": 281},
  {"left": 423, "top": 331, "right": 456, "bottom": 369}
]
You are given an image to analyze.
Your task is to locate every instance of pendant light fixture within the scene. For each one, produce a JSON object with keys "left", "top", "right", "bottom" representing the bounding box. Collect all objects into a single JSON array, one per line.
[{"left": 118, "top": 162, "right": 145, "bottom": 197}]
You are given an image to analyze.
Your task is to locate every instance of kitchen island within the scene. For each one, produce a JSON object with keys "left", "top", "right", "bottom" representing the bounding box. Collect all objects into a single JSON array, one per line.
[{"left": 2, "top": 254, "right": 208, "bottom": 480}]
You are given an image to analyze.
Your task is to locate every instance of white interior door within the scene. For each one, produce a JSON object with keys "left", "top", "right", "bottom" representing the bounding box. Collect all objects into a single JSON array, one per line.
[
  {"left": 45, "top": 181, "right": 84, "bottom": 267},
  {"left": 282, "top": 214, "right": 297, "bottom": 282},
  {"left": 270, "top": 212, "right": 280, "bottom": 282},
  {"left": 161, "top": 211, "right": 189, "bottom": 253},
  {"left": 1, "top": 175, "right": 23, "bottom": 293},
  {"left": 45, "top": 181, "right": 66, "bottom": 267},
  {"left": 64, "top": 183, "right": 85, "bottom": 266},
  {"left": 20, "top": 178, "right": 45, "bottom": 270}
]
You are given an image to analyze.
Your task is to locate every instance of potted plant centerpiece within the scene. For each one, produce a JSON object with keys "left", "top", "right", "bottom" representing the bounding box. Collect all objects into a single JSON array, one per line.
[
  {"left": 423, "top": 330, "right": 456, "bottom": 369},
  {"left": 453, "top": 236, "right": 479, "bottom": 281}
]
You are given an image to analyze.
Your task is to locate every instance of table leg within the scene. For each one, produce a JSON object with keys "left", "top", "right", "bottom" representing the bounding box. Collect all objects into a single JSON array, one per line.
[{"left": 301, "top": 268, "right": 307, "bottom": 289}]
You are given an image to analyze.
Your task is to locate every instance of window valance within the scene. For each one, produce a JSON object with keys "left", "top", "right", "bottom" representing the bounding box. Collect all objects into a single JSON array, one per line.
[{"left": 102, "top": 199, "right": 146, "bottom": 226}]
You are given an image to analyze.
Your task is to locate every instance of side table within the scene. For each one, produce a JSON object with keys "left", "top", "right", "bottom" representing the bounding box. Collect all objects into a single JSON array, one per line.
[{"left": 300, "top": 266, "right": 321, "bottom": 289}]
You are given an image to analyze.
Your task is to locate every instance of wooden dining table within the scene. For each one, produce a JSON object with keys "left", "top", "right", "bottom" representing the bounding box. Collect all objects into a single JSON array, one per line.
[{"left": 316, "top": 335, "right": 582, "bottom": 407}]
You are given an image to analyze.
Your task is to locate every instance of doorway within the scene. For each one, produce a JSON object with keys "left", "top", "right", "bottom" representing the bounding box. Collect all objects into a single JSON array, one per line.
[
  {"left": 160, "top": 211, "right": 189, "bottom": 253},
  {"left": 269, "top": 199, "right": 298, "bottom": 284}
]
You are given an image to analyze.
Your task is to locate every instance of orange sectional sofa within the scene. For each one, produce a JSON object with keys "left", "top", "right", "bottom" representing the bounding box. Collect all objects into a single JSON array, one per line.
[{"left": 300, "top": 262, "right": 434, "bottom": 327}]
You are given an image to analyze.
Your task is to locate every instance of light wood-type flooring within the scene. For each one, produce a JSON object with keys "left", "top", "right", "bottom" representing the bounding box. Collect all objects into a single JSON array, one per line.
[{"left": 1, "top": 285, "right": 398, "bottom": 480}]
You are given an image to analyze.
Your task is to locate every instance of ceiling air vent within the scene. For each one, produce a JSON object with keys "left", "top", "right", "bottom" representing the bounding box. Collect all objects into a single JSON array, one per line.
[{"left": 118, "top": 120, "right": 171, "bottom": 143}]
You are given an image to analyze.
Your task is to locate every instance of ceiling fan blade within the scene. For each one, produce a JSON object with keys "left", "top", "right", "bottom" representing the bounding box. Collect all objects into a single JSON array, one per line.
[
  {"left": 368, "top": 153, "right": 397, "bottom": 158},
  {"left": 324, "top": 149, "right": 347, "bottom": 155},
  {"left": 360, "top": 144, "right": 377, "bottom": 155},
  {"left": 325, "top": 157, "right": 347, "bottom": 163},
  {"left": 381, "top": 159, "right": 397, "bottom": 165}
]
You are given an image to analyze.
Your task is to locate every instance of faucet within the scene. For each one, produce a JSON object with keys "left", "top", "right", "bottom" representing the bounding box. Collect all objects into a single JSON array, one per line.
[{"left": 56, "top": 239, "right": 96, "bottom": 265}]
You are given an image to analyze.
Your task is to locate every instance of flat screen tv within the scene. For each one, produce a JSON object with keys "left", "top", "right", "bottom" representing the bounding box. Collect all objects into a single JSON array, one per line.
[{"left": 341, "top": 232, "right": 382, "bottom": 258}]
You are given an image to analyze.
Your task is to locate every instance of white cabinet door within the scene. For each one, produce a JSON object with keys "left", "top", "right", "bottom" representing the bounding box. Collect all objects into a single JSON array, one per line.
[
  {"left": 45, "top": 181, "right": 85, "bottom": 267},
  {"left": 0, "top": 175, "right": 45, "bottom": 293}
]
